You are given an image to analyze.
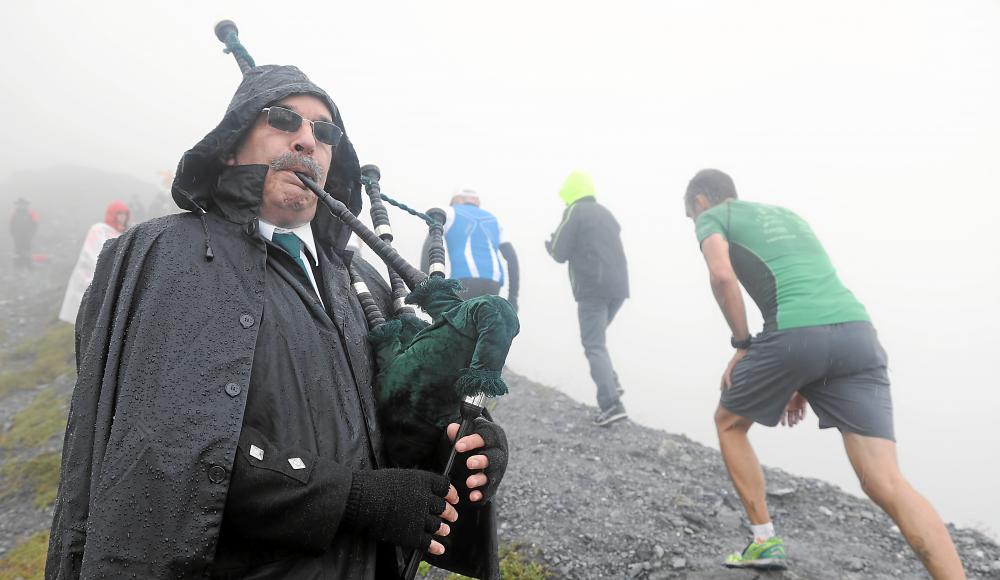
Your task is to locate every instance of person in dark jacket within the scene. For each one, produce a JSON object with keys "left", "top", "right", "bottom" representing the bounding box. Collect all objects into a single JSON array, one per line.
[
  {"left": 9, "top": 197, "right": 38, "bottom": 268},
  {"left": 46, "top": 65, "right": 507, "bottom": 580},
  {"left": 546, "top": 170, "right": 630, "bottom": 426}
]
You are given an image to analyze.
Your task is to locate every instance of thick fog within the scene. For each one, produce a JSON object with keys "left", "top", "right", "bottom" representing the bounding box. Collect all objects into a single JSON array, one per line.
[{"left": 2, "top": 1, "right": 998, "bottom": 536}]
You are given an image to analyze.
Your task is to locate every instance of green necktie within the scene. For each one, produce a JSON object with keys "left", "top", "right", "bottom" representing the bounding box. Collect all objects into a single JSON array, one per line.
[{"left": 272, "top": 232, "right": 309, "bottom": 278}]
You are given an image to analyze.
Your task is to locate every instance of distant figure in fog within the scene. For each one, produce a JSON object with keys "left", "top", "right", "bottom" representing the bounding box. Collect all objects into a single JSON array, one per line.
[
  {"left": 685, "top": 168, "right": 964, "bottom": 578},
  {"left": 422, "top": 189, "right": 519, "bottom": 309},
  {"left": 9, "top": 197, "right": 39, "bottom": 269},
  {"left": 546, "top": 171, "right": 629, "bottom": 427},
  {"left": 58, "top": 201, "right": 129, "bottom": 324}
]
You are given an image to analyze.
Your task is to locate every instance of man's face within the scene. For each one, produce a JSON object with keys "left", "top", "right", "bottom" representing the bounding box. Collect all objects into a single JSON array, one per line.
[
  {"left": 228, "top": 94, "right": 335, "bottom": 227},
  {"left": 113, "top": 211, "right": 129, "bottom": 232},
  {"left": 684, "top": 195, "right": 705, "bottom": 221}
]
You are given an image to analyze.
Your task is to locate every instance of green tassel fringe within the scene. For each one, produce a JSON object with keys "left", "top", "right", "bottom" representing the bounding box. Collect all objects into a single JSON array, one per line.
[{"left": 455, "top": 368, "right": 508, "bottom": 398}]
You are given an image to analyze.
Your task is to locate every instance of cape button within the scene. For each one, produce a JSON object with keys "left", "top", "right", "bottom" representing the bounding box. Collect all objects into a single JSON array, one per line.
[
  {"left": 208, "top": 465, "right": 227, "bottom": 484},
  {"left": 225, "top": 382, "right": 242, "bottom": 397},
  {"left": 239, "top": 314, "right": 255, "bottom": 328},
  {"left": 245, "top": 218, "right": 258, "bottom": 236}
]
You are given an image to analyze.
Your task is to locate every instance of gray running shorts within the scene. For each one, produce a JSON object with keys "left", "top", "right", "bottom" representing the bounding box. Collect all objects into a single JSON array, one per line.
[{"left": 721, "top": 321, "right": 894, "bottom": 441}]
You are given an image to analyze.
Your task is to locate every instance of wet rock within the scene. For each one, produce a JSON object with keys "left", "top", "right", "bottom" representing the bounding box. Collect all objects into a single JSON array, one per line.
[
  {"left": 682, "top": 511, "right": 708, "bottom": 528},
  {"left": 767, "top": 487, "right": 796, "bottom": 498},
  {"left": 845, "top": 557, "right": 865, "bottom": 572},
  {"left": 716, "top": 507, "right": 743, "bottom": 530}
]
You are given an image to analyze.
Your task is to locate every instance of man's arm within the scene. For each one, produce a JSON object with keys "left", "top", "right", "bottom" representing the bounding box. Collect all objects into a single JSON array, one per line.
[
  {"left": 498, "top": 242, "right": 519, "bottom": 310},
  {"left": 222, "top": 431, "right": 459, "bottom": 555},
  {"left": 700, "top": 233, "right": 751, "bottom": 389},
  {"left": 48, "top": 236, "right": 124, "bottom": 580},
  {"left": 701, "top": 233, "right": 749, "bottom": 341},
  {"left": 546, "top": 205, "right": 580, "bottom": 263}
]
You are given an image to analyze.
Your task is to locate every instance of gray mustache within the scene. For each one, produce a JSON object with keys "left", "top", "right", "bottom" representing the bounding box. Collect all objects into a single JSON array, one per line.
[{"left": 270, "top": 153, "right": 324, "bottom": 182}]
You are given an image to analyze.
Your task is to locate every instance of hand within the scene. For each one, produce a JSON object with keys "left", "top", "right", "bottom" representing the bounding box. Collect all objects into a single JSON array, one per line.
[
  {"left": 721, "top": 349, "right": 748, "bottom": 391},
  {"left": 345, "top": 468, "right": 459, "bottom": 555},
  {"left": 447, "top": 417, "right": 508, "bottom": 503},
  {"left": 431, "top": 485, "right": 459, "bottom": 555},
  {"left": 781, "top": 392, "right": 808, "bottom": 428}
]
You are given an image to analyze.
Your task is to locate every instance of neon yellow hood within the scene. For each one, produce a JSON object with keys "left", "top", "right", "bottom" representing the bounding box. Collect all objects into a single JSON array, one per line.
[{"left": 558, "top": 170, "right": 596, "bottom": 206}]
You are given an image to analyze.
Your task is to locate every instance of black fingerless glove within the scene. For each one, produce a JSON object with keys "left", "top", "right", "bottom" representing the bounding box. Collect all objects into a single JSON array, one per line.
[
  {"left": 343, "top": 468, "right": 450, "bottom": 551},
  {"left": 452, "top": 416, "right": 509, "bottom": 505}
]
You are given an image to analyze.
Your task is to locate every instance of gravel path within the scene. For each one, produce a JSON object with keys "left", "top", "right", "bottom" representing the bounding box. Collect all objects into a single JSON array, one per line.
[
  {"left": 487, "top": 371, "right": 1000, "bottom": 579},
  {"left": 0, "top": 223, "right": 77, "bottom": 557}
]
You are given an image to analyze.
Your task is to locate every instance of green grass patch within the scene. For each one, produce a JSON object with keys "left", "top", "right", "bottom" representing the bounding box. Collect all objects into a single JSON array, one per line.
[
  {"left": 498, "top": 544, "right": 549, "bottom": 580},
  {"left": 4, "top": 320, "right": 74, "bottom": 362},
  {"left": 0, "top": 530, "right": 48, "bottom": 579},
  {"left": 0, "top": 389, "right": 68, "bottom": 451},
  {"left": 0, "top": 387, "right": 67, "bottom": 506},
  {"left": 2, "top": 451, "right": 62, "bottom": 508},
  {"left": 0, "top": 321, "right": 74, "bottom": 398},
  {"left": 417, "top": 543, "right": 549, "bottom": 579}
]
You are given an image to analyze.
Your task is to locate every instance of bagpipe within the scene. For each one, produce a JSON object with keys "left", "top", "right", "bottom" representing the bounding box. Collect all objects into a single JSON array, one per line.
[{"left": 214, "top": 21, "right": 519, "bottom": 578}]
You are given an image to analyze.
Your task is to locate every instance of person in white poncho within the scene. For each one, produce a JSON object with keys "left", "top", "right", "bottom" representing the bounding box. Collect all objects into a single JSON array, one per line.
[{"left": 58, "top": 200, "right": 130, "bottom": 324}]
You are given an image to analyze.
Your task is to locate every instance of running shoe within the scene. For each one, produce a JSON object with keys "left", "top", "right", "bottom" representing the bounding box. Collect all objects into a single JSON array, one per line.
[
  {"left": 723, "top": 537, "right": 788, "bottom": 570},
  {"left": 593, "top": 403, "right": 628, "bottom": 427}
]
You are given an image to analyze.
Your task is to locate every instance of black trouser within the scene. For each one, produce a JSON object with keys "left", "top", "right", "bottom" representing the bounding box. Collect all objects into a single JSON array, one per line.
[
  {"left": 457, "top": 277, "right": 501, "bottom": 300},
  {"left": 12, "top": 237, "right": 32, "bottom": 268},
  {"left": 577, "top": 298, "right": 624, "bottom": 411}
]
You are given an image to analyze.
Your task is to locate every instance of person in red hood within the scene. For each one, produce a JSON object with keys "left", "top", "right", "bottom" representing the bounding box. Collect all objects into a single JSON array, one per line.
[
  {"left": 58, "top": 201, "right": 130, "bottom": 324},
  {"left": 104, "top": 200, "right": 130, "bottom": 233}
]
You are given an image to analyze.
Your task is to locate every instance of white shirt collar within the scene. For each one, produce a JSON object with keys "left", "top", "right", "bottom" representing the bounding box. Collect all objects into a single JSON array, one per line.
[{"left": 257, "top": 218, "right": 320, "bottom": 267}]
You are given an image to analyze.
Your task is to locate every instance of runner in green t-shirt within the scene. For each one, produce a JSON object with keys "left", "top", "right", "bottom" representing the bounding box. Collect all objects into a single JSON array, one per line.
[
  {"left": 694, "top": 199, "right": 869, "bottom": 332},
  {"left": 685, "top": 169, "right": 963, "bottom": 578}
]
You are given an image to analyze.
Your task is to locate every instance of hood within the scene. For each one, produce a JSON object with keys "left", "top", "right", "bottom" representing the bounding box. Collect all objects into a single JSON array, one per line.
[
  {"left": 558, "top": 170, "right": 596, "bottom": 206},
  {"left": 104, "top": 200, "right": 129, "bottom": 230},
  {"left": 171, "top": 64, "right": 363, "bottom": 235}
]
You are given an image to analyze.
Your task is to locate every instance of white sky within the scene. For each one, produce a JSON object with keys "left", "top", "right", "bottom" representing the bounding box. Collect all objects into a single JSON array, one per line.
[{"left": 2, "top": 1, "right": 998, "bottom": 536}]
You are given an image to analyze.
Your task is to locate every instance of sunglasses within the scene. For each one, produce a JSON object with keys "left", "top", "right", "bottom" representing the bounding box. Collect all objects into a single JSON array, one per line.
[{"left": 261, "top": 106, "right": 343, "bottom": 147}]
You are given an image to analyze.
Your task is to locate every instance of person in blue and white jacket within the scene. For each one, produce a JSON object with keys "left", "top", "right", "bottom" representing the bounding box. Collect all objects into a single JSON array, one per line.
[{"left": 422, "top": 189, "right": 519, "bottom": 311}]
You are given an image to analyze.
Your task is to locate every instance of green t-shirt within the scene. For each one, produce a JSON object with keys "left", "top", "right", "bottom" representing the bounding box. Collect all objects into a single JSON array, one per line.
[{"left": 695, "top": 200, "right": 869, "bottom": 332}]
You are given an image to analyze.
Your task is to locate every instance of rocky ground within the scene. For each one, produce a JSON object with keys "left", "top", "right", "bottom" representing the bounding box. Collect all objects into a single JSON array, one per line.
[
  {"left": 485, "top": 372, "right": 1000, "bottom": 578},
  {"left": 0, "top": 224, "right": 77, "bottom": 563},
  {"left": 1, "top": 192, "right": 998, "bottom": 579}
]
